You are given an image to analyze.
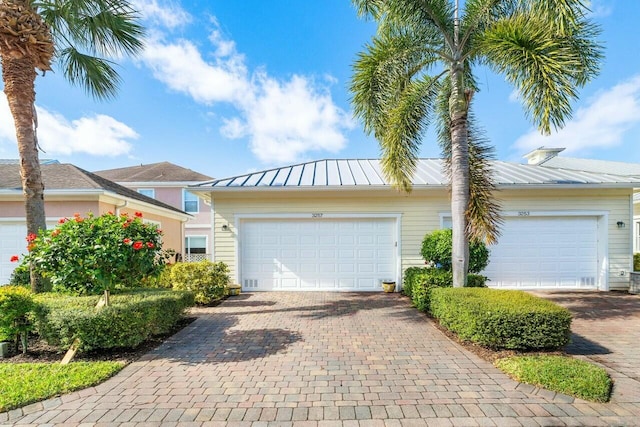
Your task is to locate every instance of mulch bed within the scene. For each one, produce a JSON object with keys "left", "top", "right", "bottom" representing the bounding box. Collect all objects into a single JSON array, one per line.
[{"left": 1, "top": 316, "right": 197, "bottom": 364}]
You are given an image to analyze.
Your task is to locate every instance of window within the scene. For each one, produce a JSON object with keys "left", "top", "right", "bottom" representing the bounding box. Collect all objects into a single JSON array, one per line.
[
  {"left": 137, "top": 188, "right": 155, "bottom": 199},
  {"left": 185, "top": 236, "right": 207, "bottom": 254},
  {"left": 183, "top": 190, "right": 199, "bottom": 213}
]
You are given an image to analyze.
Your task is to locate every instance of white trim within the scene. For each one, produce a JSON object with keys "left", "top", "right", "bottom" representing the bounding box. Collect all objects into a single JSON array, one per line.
[
  {"left": 137, "top": 188, "right": 155, "bottom": 199},
  {"left": 233, "top": 213, "right": 402, "bottom": 291},
  {"left": 182, "top": 189, "right": 200, "bottom": 214},
  {"left": 185, "top": 223, "right": 212, "bottom": 229},
  {"left": 115, "top": 181, "right": 212, "bottom": 187}
]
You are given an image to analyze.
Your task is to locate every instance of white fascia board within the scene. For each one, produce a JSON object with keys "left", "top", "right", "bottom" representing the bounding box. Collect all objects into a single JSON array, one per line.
[
  {"left": 99, "top": 192, "right": 193, "bottom": 221},
  {"left": 115, "top": 181, "right": 210, "bottom": 187}
]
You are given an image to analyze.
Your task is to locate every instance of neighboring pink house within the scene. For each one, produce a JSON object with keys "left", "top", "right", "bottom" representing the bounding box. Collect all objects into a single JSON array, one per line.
[{"left": 95, "top": 162, "right": 214, "bottom": 262}]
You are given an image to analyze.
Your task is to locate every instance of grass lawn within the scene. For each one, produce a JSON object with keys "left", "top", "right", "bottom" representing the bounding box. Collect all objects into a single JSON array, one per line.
[
  {"left": 0, "top": 361, "right": 124, "bottom": 412},
  {"left": 495, "top": 355, "right": 612, "bottom": 402}
]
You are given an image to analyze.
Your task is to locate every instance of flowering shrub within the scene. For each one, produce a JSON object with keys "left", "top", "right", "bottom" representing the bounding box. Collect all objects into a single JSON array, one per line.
[{"left": 21, "top": 212, "right": 169, "bottom": 295}]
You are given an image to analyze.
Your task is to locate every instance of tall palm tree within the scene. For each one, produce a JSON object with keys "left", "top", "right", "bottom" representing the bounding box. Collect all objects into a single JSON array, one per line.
[
  {"left": 350, "top": 0, "right": 602, "bottom": 287},
  {"left": 0, "top": 0, "right": 144, "bottom": 291}
]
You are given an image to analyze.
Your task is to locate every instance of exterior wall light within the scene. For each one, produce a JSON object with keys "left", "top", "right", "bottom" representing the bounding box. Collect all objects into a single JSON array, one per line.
[
  {"left": 222, "top": 224, "right": 230, "bottom": 231},
  {"left": 617, "top": 221, "right": 626, "bottom": 229}
]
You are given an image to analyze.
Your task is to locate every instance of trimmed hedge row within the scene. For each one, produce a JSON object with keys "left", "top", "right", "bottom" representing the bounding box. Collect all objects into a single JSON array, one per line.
[
  {"left": 33, "top": 289, "right": 195, "bottom": 351},
  {"left": 430, "top": 288, "right": 572, "bottom": 350},
  {"left": 403, "top": 267, "right": 486, "bottom": 311}
]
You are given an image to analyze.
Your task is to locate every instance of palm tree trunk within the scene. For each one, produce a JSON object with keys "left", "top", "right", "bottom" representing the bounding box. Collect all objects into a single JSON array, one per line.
[
  {"left": 1, "top": 54, "right": 47, "bottom": 292},
  {"left": 449, "top": 64, "right": 470, "bottom": 288}
]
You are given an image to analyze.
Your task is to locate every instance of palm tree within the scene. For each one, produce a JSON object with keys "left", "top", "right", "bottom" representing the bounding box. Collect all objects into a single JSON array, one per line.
[
  {"left": 0, "top": 0, "right": 144, "bottom": 291},
  {"left": 350, "top": 0, "right": 602, "bottom": 287}
]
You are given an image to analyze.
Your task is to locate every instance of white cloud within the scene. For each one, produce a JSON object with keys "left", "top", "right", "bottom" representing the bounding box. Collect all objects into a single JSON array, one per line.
[
  {"left": 0, "top": 92, "right": 138, "bottom": 156},
  {"left": 586, "top": 0, "right": 613, "bottom": 18},
  {"left": 139, "top": 16, "right": 353, "bottom": 164},
  {"left": 513, "top": 75, "right": 640, "bottom": 155},
  {"left": 132, "top": 0, "right": 191, "bottom": 29}
]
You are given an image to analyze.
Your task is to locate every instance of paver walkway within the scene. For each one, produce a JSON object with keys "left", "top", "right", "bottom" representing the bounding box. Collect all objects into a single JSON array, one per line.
[
  {"left": 532, "top": 291, "right": 640, "bottom": 404},
  {"left": 3, "top": 292, "right": 640, "bottom": 426}
]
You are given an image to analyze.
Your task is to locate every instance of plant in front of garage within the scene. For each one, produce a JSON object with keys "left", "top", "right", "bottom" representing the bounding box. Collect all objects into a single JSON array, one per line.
[
  {"left": 402, "top": 267, "right": 486, "bottom": 303},
  {"left": 421, "top": 229, "right": 489, "bottom": 274},
  {"left": 429, "top": 288, "right": 572, "bottom": 350},
  {"left": 170, "top": 260, "right": 230, "bottom": 305},
  {"left": 21, "top": 212, "right": 168, "bottom": 296},
  {"left": 0, "top": 286, "right": 38, "bottom": 354}
]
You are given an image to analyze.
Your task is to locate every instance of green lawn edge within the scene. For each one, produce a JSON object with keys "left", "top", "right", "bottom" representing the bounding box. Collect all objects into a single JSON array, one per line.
[
  {"left": 495, "top": 355, "right": 612, "bottom": 403},
  {"left": 0, "top": 361, "right": 125, "bottom": 412}
]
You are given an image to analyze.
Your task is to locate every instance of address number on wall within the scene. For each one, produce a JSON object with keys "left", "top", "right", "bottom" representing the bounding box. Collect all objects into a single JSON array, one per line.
[
  {"left": 311, "top": 213, "right": 324, "bottom": 218},
  {"left": 517, "top": 211, "right": 530, "bottom": 216}
]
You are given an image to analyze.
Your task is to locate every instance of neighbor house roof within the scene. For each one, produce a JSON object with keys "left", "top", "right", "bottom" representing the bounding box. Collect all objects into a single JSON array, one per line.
[
  {"left": 192, "top": 159, "right": 640, "bottom": 191},
  {"left": 539, "top": 157, "right": 640, "bottom": 177},
  {"left": 0, "top": 163, "right": 188, "bottom": 216},
  {"left": 95, "top": 161, "right": 213, "bottom": 182}
]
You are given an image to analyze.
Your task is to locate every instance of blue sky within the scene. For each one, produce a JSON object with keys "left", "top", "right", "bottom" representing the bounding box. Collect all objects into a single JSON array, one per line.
[{"left": 1, "top": 0, "right": 639, "bottom": 180}]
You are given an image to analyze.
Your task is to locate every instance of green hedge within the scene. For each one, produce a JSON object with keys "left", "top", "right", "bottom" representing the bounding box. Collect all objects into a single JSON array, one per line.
[
  {"left": 33, "top": 289, "right": 195, "bottom": 351},
  {"left": 402, "top": 267, "right": 487, "bottom": 310},
  {"left": 634, "top": 253, "right": 640, "bottom": 272},
  {"left": 0, "top": 286, "right": 37, "bottom": 351},
  {"left": 170, "top": 261, "right": 229, "bottom": 305},
  {"left": 430, "top": 288, "right": 572, "bottom": 350}
]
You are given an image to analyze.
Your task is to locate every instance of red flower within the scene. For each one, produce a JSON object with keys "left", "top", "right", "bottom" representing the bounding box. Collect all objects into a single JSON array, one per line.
[
  {"left": 134, "top": 211, "right": 143, "bottom": 218},
  {"left": 51, "top": 229, "right": 60, "bottom": 237},
  {"left": 58, "top": 218, "right": 67, "bottom": 224},
  {"left": 123, "top": 238, "right": 132, "bottom": 244},
  {"left": 27, "top": 243, "right": 36, "bottom": 252},
  {"left": 107, "top": 211, "right": 114, "bottom": 215},
  {"left": 133, "top": 241, "right": 144, "bottom": 250},
  {"left": 10, "top": 255, "right": 19, "bottom": 263},
  {"left": 73, "top": 212, "right": 81, "bottom": 218},
  {"left": 123, "top": 222, "right": 130, "bottom": 228},
  {"left": 146, "top": 242, "right": 154, "bottom": 248},
  {"left": 26, "top": 233, "right": 37, "bottom": 243},
  {"left": 75, "top": 217, "right": 83, "bottom": 223}
]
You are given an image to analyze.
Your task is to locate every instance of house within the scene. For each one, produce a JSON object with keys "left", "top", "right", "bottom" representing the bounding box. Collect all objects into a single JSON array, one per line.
[
  {"left": 94, "top": 162, "right": 214, "bottom": 262},
  {"left": 525, "top": 147, "right": 640, "bottom": 252},
  {"left": 0, "top": 163, "right": 192, "bottom": 284},
  {"left": 189, "top": 158, "right": 639, "bottom": 292}
]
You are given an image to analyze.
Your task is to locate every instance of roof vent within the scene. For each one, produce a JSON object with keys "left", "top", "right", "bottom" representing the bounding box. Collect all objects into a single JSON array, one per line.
[{"left": 523, "top": 147, "right": 565, "bottom": 165}]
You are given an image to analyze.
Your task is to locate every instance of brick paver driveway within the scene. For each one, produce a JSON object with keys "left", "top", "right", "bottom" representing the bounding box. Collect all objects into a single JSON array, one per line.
[
  {"left": 532, "top": 291, "right": 640, "bottom": 404},
  {"left": 4, "top": 292, "right": 640, "bottom": 426}
]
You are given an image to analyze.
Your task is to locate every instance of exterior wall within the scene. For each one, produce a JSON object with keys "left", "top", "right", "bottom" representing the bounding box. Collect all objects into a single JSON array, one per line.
[
  {"left": 210, "top": 187, "right": 633, "bottom": 291},
  {"left": 0, "top": 200, "right": 99, "bottom": 218},
  {"left": 131, "top": 185, "right": 213, "bottom": 259}
]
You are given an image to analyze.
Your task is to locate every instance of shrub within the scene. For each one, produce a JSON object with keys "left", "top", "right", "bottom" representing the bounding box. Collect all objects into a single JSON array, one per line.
[
  {"left": 170, "top": 261, "right": 229, "bottom": 305},
  {"left": 496, "top": 356, "right": 611, "bottom": 402},
  {"left": 430, "top": 288, "right": 571, "bottom": 350},
  {"left": 0, "top": 286, "right": 37, "bottom": 353},
  {"left": 403, "top": 267, "right": 487, "bottom": 305},
  {"left": 420, "top": 229, "right": 489, "bottom": 273},
  {"left": 634, "top": 253, "right": 640, "bottom": 272},
  {"left": 21, "top": 212, "right": 170, "bottom": 295},
  {"left": 33, "top": 289, "right": 195, "bottom": 351},
  {"left": 8, "top": 263, "right": 29, "bottom": 287}
]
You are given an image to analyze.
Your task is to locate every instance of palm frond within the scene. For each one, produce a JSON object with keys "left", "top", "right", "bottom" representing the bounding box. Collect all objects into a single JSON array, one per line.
[
  {"left": 58, "top": 47, "right": 121, "bottom": 100},
  {"left": 350, "top": 29, "right": 442, "bottom": 139},
  {"left": 380, "top": 75, "right": 444, "bottom": 192},
  {"left": 477, "top": 13, "right": 602, "bottom": 133},
  {"left": 35, "top": 0, "right": 145, "bottom": 100}
]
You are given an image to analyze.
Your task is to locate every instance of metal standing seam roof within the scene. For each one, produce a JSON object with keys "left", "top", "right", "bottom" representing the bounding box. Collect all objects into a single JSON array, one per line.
[{"left": 192, "top": 159, "right": 640, "bottom": 190}]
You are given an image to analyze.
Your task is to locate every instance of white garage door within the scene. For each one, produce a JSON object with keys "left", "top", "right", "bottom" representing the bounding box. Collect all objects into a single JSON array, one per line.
[
  {"left": 484, "top": 216, "right": 599, "bottom": 289},
  {"left": 241, "top": 218, "right": 397, "bottom": 291},
  {"left": 0, "top": 223, "right": 28, "bottom": 285}
]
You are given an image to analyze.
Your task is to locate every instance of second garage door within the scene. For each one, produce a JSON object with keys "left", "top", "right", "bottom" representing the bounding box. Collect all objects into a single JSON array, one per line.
[
  {"left": 484, "top": 216, "right": 599, "bottom": 289},
  {"left": 240, "top": 218, "right": 397, "bottom": 291}
]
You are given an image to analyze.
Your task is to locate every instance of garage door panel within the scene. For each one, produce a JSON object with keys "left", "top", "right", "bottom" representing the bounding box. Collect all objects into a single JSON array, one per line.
[
  {"left": 486, "top": 216, "right": 598, "bottom": 289},
  {"left": 241, "top": 218, "right": 396, "bottom": 291}
]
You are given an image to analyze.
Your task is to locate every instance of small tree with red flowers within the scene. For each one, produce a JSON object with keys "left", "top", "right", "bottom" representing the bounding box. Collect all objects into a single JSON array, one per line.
[{"left": 18, "top": 212, "right": 168, "bottom": 296}]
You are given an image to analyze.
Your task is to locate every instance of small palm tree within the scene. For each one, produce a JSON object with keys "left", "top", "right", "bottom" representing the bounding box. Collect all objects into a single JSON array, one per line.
[
  {"left": 0, "top": 0, "right": 144, "bottom": 291},
  {"left": 350, "top": 0, "right": 602, "bottom": 286}
]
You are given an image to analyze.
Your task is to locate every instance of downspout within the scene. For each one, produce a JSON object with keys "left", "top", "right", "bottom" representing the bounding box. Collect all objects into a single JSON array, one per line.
[
  {"left": 114, "top": 200, "right": 128, "bottom": 215},
  {"left": 210, "top": 195, "right": 215, "bottom": 262}
]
